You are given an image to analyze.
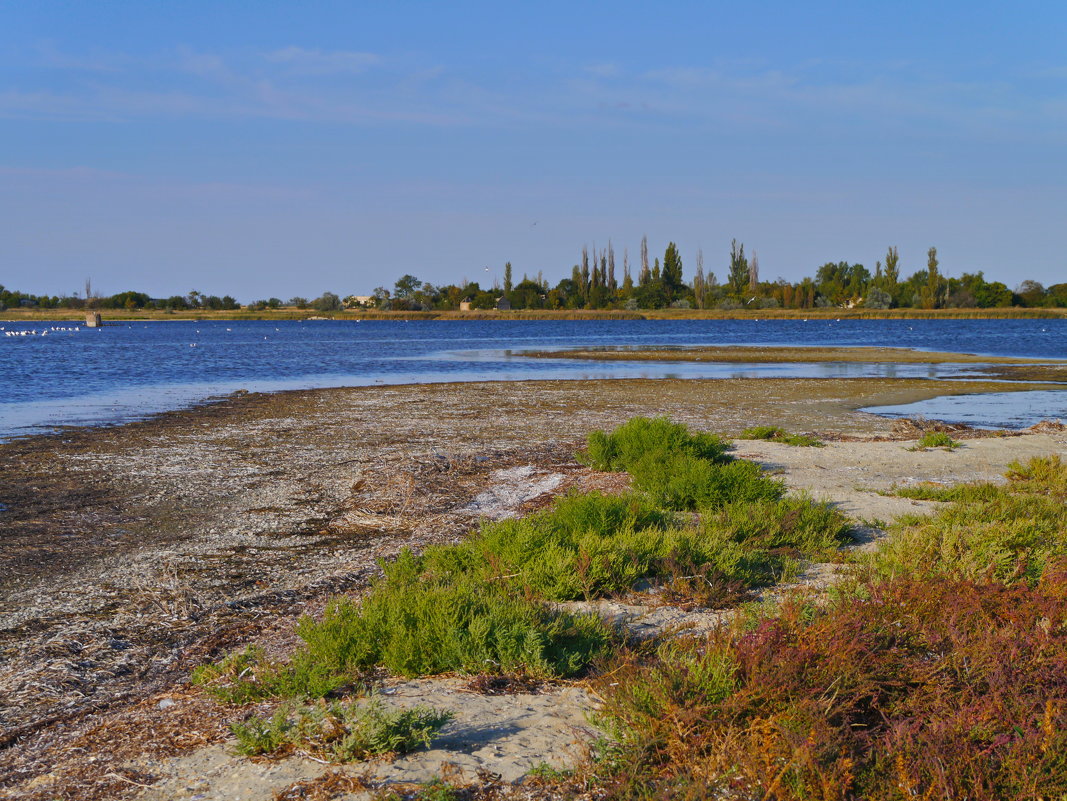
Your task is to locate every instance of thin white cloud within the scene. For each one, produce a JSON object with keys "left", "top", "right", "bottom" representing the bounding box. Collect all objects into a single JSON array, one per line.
[
  {"left": 34, "top": 41, "right": 124, "bottom": 73},
  {"left": 584, "top": 62, "right": 620, "bottom": 78},
  {"left": 265, "top": 46, "right": 380, "bottom": 74},
  {"left": 0, "top": 164, "right": 125, "bottom": 180}
]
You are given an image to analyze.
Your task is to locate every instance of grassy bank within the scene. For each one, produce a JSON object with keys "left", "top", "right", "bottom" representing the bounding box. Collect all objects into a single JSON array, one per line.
[{"left": 4, "top": 306, "right": 1066, "bottom": 322}]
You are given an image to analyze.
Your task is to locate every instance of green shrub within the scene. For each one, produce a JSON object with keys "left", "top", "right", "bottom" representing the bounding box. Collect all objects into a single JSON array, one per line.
[
  {"left": 629, "top": 452, "right": 784, "bottom": 510},
  {"left": 706, "top": 495, "right": 851, "bottom": 554},
  {"left": 868, "top": 456, "right": 1067, "bottom": 586},
  {"left": 740, "top": 425, "right": 824, "bottom": 447},
  {"left": 1007, "top": 454, "right": 1067, "bottom": 497},
  {"left": 190, "top": 645, "right": 354, "bottom": 703},
  {"left": 893, "top": 482, "right": 1003, "bottom": 502},
  {"left": 231, "top": 706, "right": 292, "bottom": 756},
  {"left": 232, "top": 699, "right": 452, "bottom": 762},
  {"left": 909, "top": 430, "right": 960, "bottom": 450},
  {"left": 581, "top": 417, "right": 732, "bottom": 472},
  {"left": 869, "top": 493, "right": 1067, "bottom": 585},
  {"left": 296, "top": 553, "right": 613, "bottom": 679},
  {"left": 423, "top": 492, "right": 838, "bottom": 606},
  {"left": 596, "top": 638, "right": 737, "bottom": 755}
]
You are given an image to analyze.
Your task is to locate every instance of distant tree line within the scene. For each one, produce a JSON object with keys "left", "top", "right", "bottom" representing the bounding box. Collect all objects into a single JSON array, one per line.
[
  {"left": 2, "top": 240, "right": 1064, "bottom": 313},
  {"left": 0, "top": 285, "right": 348, "bottom": 314},
  {"left": 0, "top": 286, "right": 240, "bottom": 312},
  {"left": 364, "top": 238, "right": 1066, "bottom": 312}
]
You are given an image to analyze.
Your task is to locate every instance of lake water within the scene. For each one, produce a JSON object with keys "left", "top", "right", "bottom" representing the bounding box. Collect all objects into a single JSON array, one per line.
[{"left": 0, "top": 318, "right": 1064, "bottom": 439}]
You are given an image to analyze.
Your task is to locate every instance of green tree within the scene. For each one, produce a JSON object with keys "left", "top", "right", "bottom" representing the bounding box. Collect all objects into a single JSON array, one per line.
[
  {"left": 662, "top": 242, "right": 684, "bottom": 301},
  {"left": 1015, "top": 280, "right": 1048, "bottom": 307},
  {"left": 884, "top": 246, "right": 900, "bottom": 290},
  {"left": 815, "top": 262, "right": 869, "bottom": 306},
  {"left": 620, "top": 248, "right": 634, "bottom": 299},
  {"left": 503, "top": 262, "right": 513, "bottom": 294},
  {"left": 728, "top": 239, "right": 748, "bottom": 297},
  {"left": 394, "top": 274, "right": 421, "bottom": 301},
  {"left": 692, "top": 248, "right": 706, "bottom": 310},
  {"left": 1047, "top": 283, "right": 1067, "bottom": 307},
  {"left": 919, "top": 247, "right": 944, "bottom": 309},
  {"left": 313, "top": 292, "right": 342, "bottom": 312}
]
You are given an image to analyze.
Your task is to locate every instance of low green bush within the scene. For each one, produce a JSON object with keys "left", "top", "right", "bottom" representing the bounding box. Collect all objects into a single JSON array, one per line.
[
  {"left": 581, "top": 416, "right": 732, "bottom": 472},
  {"left": 296, "top": 553, "right": 613, "bottom": 679},
  {"left": 190, "top": 645, "right": 354, "bottom": 703},
  {"left": 704, "top": 495, "right": 851, "bottom": 555},
  {"left": 909, "top": 430, "right": 960, "bottom": 450},
  {"left": 231, "top": 706, "right": 292, "bottom": 757},
  {"left": 739, "top": 425, "right": 824, "bottom": 447},
  {"left": 868, "top": 455, "right": 1067, "bottom": 585},
  {"left": 232, "top": 699, "right": 453, "bottom": 761},
  {"left": 1007, "top": 453, "right": 1067, "bottom": 497},
  {"left": 417, "top": 491, "right": 845, "bottom": 607},
  {"left": 629, "top": 452, "right": 784, "bottom": 510},
  {"left": 893, "top": 482, "right": 1003, "bottom": 502}
]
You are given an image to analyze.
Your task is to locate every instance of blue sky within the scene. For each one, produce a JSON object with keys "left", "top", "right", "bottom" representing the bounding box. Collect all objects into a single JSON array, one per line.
[{"left": 2, "top": 1, "right": 1065, "bottom": 298}]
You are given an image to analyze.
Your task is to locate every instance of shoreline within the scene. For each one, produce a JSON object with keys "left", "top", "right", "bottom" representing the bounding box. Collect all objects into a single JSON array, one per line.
[
  {"left": 1, "top": 378, "right": 1063, "bottom": 799},
  {"left": 3, "top": 372, "right": 1065, "bottom": 446},
  {"left": 4, "top": 306, "right": 1067, "bottom": 322}
]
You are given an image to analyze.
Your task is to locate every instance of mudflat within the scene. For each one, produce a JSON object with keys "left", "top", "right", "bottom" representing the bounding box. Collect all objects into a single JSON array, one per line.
[
  {"left": 1, "top": 377, "right": 1064, "bottom": 800},
  {"left": 523, "top": 344, "right": 1067, "bottom": 365}
]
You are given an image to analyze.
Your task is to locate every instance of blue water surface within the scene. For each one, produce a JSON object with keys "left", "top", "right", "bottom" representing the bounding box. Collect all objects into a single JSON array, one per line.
[{"left": 0, "top": 318, "right": 1063, "bottom": 438}]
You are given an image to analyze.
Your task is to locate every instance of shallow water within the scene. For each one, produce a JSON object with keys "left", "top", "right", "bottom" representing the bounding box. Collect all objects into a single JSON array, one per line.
[
  {"left": 863, "top": 389, "right": 1067, "bottom": 430},
  {"left": 1, "top": 318, "right": 1063, "bottom": 438}
]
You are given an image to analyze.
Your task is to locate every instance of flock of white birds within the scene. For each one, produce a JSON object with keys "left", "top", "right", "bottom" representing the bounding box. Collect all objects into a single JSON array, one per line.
[{"left": 2, "top": 325, "right": 83, "bottom": 337}]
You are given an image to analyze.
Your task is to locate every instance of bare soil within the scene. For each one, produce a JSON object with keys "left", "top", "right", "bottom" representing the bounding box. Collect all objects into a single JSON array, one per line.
[{"left": 1, "top": 377, "right": 1063, "bottom": 800}]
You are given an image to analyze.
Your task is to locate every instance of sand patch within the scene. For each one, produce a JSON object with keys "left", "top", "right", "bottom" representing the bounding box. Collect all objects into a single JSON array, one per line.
[
  {"left": 734, "top": 431, "right": 1067, "bottom": 526},
  {"left": 136, "top": 679, "right": 598, "bottom": 800}
]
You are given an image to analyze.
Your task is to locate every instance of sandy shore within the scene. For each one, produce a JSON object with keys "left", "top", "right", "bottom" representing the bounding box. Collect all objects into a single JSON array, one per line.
[{"left": 1, "top": 377, "right": 1064, "bottom": 800}]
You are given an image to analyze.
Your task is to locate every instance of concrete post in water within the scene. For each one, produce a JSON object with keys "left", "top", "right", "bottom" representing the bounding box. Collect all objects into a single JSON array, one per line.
[{"left": 85, "top": 312, "right": 102, "bottom": 327}]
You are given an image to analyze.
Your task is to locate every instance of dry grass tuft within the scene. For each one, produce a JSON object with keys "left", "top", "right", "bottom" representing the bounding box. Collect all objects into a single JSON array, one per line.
[{"left": 272, "top": 769, "right": 370, "bottom": 800}]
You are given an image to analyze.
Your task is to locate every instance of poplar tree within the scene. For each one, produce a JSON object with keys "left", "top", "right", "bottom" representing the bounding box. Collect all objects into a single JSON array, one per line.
[
  {"left": 921, "top": 247, "right": 944, "bottom": 309},
  {"left": 580, "top": 246, "right": 590, "bottom": 299},
  {"left": 884, "top": 246, "right": 900, "bottom": 290},
  {"left": 693, "top": 248, "right": 706, "bottom": 309},
  {"left": 504, "top": 262, "right": 513, "bottom": 294},
  {"left": 662, "top": 242, "right": 684, "bottom": 300},
  {"left": 728, "top": 239, "right": 749, "bottom": 297},
  {"left": 748, "top": 252, "right": 760, "bottom": 295},
  {"left": 639, "top": 236, "right": 650, "bottom": 285},
  {"left": 607, "top": 241, "right": 617, "bottom": 290}
]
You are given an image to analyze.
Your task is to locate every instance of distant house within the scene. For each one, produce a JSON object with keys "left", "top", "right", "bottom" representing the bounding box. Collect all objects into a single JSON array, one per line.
[
  {"left": 495, "top": 296, "right": 512, "bottom": 311},
  {"left": 343, "top": 295, "right": 374, "bottom": 309},
  {"left": 459, "top": 299, "right": 473, "bottom": 311}
]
